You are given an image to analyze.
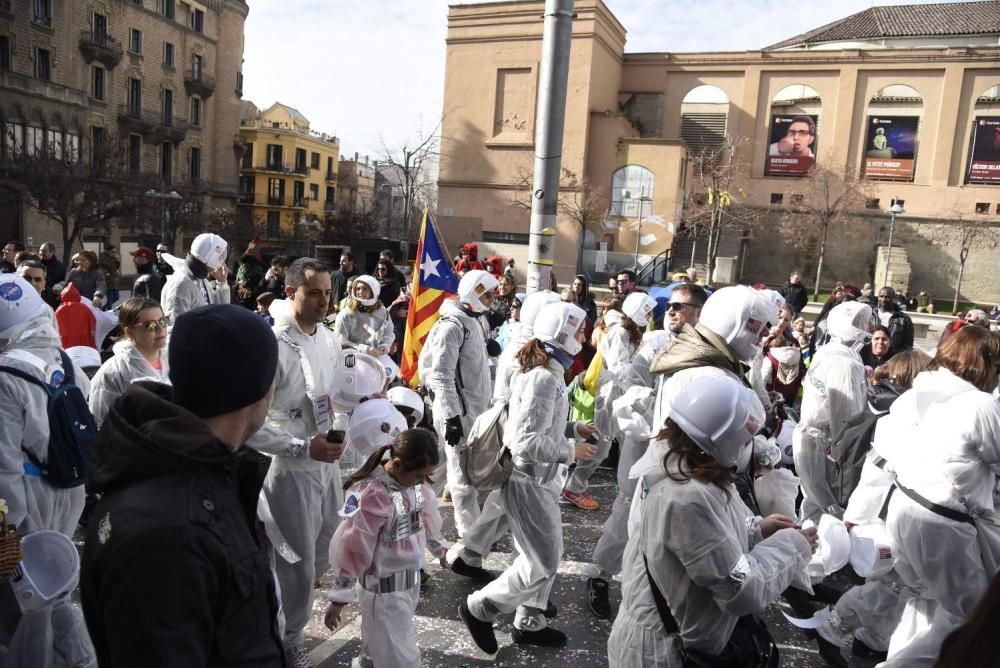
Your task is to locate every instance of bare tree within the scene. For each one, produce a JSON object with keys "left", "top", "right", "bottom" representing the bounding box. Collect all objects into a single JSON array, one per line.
[
  {"left": 777, "top": 163, "right": 871, "bottom": 300},
  {"left": 320, "top": 207, "right": 380, "bottom": 244},
  {"left": 938, "top": 203, "right": 1000, "bottom": 312},
  {"left": 378, "top": 123, "right": 440, "bottom": 240}
]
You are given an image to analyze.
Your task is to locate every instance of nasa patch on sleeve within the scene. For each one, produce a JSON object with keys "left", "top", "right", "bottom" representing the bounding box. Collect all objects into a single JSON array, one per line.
[{"left": 339, "top": 491, "right": 362, "bottom": 518}]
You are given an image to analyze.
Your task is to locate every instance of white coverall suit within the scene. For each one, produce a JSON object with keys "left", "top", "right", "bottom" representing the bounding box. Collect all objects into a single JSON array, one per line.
[
  {"left": 467, "top": 359, "right": 578, "bottom": 631},
  {"left": 327, "top": 466, "right": 449, "bottom": 668},
  {"left": 0, "top": 315, "right": 95, "bottom": 668},
  {"left": 872, "top": 368, "right": 1000, "bottom": 667},
  {"left": 333, "top": 304, "right": 394, "bottom": 356},
  {"left": 793, "top": 340, "right": 867, "bottom": 523},
  {"left": 417, "top": 299, "right": 491, "bottom": 536},
  {"left": 159, "top": 256, "right": 229, "bottom": 321},
  {"left": 246, "top": 299, "right": 344, "bottom": 651},
  {"left": 88, "top": 339, "right": 170, "bottom": 428}
]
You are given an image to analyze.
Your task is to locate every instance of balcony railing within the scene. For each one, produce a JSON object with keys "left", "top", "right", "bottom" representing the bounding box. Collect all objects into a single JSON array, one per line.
[
  {"left": 325, "top": 170, "right": 337, "bottom": 182},
  {"left": 324, "top": 199, "right": 336, "bottom": 211},
  {"left": 236, "top": 193, "right": 307, "bottom": 209},
  {"left": 1, "top": 70, "right": 87, "bottom": 106},
  {"left": 184, "top": 69, "right": 215, "bottom": 98},
  {"left": 117, "top": 106, "right": 189, "bottom": 143},
  {"left": 243, "top": 162, "right": 310, "bottom": 176},
  {"left": 79, "top": 31, "right": 123, "bottom": 68},
  {"left": 32, "top": 12, "right": 51, "bottom": 27}
]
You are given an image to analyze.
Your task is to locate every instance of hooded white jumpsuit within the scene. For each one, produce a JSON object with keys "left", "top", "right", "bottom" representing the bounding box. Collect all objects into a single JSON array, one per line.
[
  {"left": 873, "top": 368, "right": 1000, "bottom": 666},
  {"left": 88, "top": 339, "right": 170, "bottom": 428},
  {"left": 417, "top": 298, "right": 491, "bottom": 536},
  {"left": 245, "top": 298, "right": 344, "bottom": 653},
  {"left": 159, "top": 251, "right": 229, "bottom": 320},
  {"left": 0, "top": 310, "right": 95, "bottom": 668},
  {"left": 333, "top": 304, "right": 394, "bottom": 356}
]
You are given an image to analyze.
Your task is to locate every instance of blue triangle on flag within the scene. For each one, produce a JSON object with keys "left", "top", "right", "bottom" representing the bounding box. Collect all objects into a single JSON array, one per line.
[{"left": 417, "top": 214, "right": 459, "bottom": 293}]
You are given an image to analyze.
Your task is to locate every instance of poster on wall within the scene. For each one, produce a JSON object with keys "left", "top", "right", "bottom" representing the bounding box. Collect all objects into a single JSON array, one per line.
[
  {"left": 968, "top": 116, "right": 1000, "bottom": 185},
  {"left": 863, "top": 116, "right": 919, "bottom": 181},
  {"left": 765, "top": 114, "right": 818, "bottom": 176}
]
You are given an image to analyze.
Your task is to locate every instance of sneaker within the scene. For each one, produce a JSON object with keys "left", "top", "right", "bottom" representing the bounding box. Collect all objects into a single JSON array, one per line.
[
  {"left": 420, "top": 569, "right": 433, "bottom": 586},
  {"left": 442, "top": 489, "right": 453, "bottom": 503},
  {"left": 562, "top": 489, "right": 600, "bottom": 510},
  {"left": 851, "top": 638, "right": 887, "bottom": 661},
  {"left": 451, "top": 556, "right": 495, "bottom": 582},
  {"left": 284, "top": 644, "right": 312, "bottom": 668},
  {"left": 459, "top": 602, "right": 498, "bottom": 654},
  {"left": 511, "top": 626, "right": 568, "bottom": 648},
  {"left": 588, "top": 577, "right": 611, "bottom": 619}
]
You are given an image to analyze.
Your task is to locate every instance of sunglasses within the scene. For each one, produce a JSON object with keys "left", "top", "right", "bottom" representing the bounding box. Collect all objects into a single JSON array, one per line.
[
  {"left": 667, "top": 302, "right": 694, "bottom": 312},
  {"left": 134, "top": 316, "right": 171, "bottom": 332}
]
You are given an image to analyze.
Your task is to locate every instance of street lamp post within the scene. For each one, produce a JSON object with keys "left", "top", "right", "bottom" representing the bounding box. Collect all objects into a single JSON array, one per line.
[
  {"left": 626, "top": 189, "right": 653, "bottom": 270},
  {"left": 145, "top": 186, "right": 182, "bottom": 245},
  {"left": 883, "top": 200, "right": 904, "bottom": 288}
]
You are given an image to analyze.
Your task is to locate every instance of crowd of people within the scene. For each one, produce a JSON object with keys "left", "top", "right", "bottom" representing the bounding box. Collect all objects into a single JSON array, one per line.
[{"left": 1, "top": 232, "right": 999, "bottom": 668}]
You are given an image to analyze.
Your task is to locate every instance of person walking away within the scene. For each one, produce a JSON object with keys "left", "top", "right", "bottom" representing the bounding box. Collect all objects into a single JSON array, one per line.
[
  {"left": 782, "top": 271, "right": 809, "bottom": 317},
  {"left": 98, "top": 245, "right": 121, "bottom": 309},
  {"left": 55, "top": 283, "right": 97, "bottom": 349},
  {"left": 333, "top": 274, "right": 394, "bottom": 357},
  {"left": 417, "top": 269, "right": 498, "bottom": 537},
  {"left": 80, "top": 304, "right": 285, "bottom": 667},
  {"left": 159, "top": 233, "right": 228, "bottom": 321},
  {"left": 324, "top": 429, "right": 449, "bottom": 667},
  {"left": 607, "top": 375, "right": 817, "bottom": 667},
  {"left": 88, "top": 297, "right": 170, "bottom": 428},
  {"left": 38, "top": 242, "right": 66, "bottom": 286},
  {"left": 875, "top": 287, "right": 914, "bottom": 352},
  {"left": 460, "top": 303, "right": 600, "bottom": 652},
  {"left": 129, "top": 246, "right": 165, "bottom": 304}
]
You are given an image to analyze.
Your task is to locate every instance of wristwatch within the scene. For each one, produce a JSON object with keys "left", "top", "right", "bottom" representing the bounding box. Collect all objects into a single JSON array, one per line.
[{"left": 289, "top": 437, "right": 308, "bottom": 458}]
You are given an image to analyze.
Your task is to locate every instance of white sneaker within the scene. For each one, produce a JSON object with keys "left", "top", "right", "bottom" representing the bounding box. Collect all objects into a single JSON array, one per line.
[{"left": 285, "top": 642, "right": 312, "bottom": 668}]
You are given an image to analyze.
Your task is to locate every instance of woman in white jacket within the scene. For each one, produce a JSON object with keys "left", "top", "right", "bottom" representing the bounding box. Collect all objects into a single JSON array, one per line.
[
  {"left": 333, "top": 274, "right": 394, "bottom": 356},
  {"left": 607, "top": 375, "right": 817, "bottom": 667},
  {"left": 88, "top": 297, "right": 170, "bottom": 427},
  {"left": 873, "top": 326, "right": 1000, "bottom": 667},
  {"left": 460, "top": 302, "right": 600, "bottom": 653}
]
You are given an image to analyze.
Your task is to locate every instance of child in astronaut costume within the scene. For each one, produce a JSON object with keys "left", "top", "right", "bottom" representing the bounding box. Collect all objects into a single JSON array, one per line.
[
  {"left": 333, "top": 274, "right": 395, "bottom": 357},
  {"left": 460, "top": 303, "right": 600, "bottom": 652},
  {"left": 324, "top": 428, "right": 449, "bottom": 668}
]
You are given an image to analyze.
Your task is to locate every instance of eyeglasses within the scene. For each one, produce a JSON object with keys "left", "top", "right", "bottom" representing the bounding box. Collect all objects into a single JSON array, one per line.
[
  {"left": 786, "top": 130, "right": 812, "bottom": 137},
  {"left": 667, "top": 302, "right": 694, "bottom": 312},
  {"left": 616, "top": 278, "right": 632, "bottom": 284},
  {"left": 134, "top": 316, "right": 171, "bottom": 332}
]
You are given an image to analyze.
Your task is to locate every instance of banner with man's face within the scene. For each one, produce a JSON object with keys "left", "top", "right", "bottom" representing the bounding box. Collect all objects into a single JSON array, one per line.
[
  {"left": 765, "top": 114, "right": 818, "bottom": 176},
  {"left": 863, "top": 116, "right": 919, "bottom": 181},
  {"left": 968, "top": 116, "right": 1000, "bottom": 185}
]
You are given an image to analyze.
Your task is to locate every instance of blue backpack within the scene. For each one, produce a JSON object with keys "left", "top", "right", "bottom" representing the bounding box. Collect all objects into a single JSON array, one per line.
[{"left": 0, "top": 349, "right": 96, "bottom": 488}]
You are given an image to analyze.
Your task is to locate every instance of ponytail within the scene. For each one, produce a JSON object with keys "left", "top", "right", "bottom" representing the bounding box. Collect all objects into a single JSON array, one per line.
[
  {"left": 516, "top": 338, "right": 550, "bottom": 372},
  {"left": 344, "top": 445, "right": 391, "bottom": 491},
  {"left": 342, "top": 428, "right": 441, "bottom": 491},
  {"left": 622, "top": 316, "right": 643, "bottom": 347}
]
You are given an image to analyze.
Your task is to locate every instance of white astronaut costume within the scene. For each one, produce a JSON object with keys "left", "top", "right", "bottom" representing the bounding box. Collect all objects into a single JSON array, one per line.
[
  {"left": 333, "top": 274, "right": 395, "bottom": 356},
  {"left": 0, "top": 276, "right": 95, "bottom": 668},
  {"left": 608, "top": 376, "right": 812, "bottom": 667},
  {"left": 159, "top": 233, "right": 229, "bottom": 321},
  {"left": 245, "top": 297, "right": 346, "bottom": 658},
  {"left": 566, "top": 293, "right": 656, "bottom": 496},
  {"left": 793, "top": 302, "right": 870, "bottom": 523},
  {"left": 465, "top": 303, "right": 589, "bottom": 638},
  {"left": 88, "top": 339, "right": 170, "bottom": 428},
  {"left": 872, "top": 367, "right": 1000, "bottom": 666},
  {"left": 417, "top": 270, "right": 497, "bottom": 536}
]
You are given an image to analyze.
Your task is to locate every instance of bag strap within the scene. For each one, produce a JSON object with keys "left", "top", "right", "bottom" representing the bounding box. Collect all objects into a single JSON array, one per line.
[
  {"left": 894, "top": 482, "right": 974, "bottom": 525},
  {"left": 439, "top": 314, "right": 470, "bottom": 416},
  {"left": 57, "top": 349, "right": 75, "bottom": 387},
  {"left": 641, "top": 551, "right": 680, "bottom": 634}
]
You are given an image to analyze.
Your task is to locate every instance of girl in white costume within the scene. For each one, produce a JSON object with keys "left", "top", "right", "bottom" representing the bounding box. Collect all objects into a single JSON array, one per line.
[{"left": 333, "top": 274, "right": 394, "bottom": 356}]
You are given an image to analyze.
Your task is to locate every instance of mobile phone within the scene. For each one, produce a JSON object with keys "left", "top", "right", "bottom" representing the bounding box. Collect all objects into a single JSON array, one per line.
[
  {"left": 327, "top": 429, "right": 346, "bottom": 443},
  {"left": 585, "top": 434, "right": 599, "bottom": 445}
]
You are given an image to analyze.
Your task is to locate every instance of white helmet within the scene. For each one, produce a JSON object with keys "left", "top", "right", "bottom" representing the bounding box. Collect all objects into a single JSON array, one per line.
[
  {"left": 377, "top": 354, "right": 399, "bottom": 386},
  {"left": 757, "top": 289, "right": 785, "bottom": 321},
  {"left": 0, "top": 274, "right": 48, "bottom": 334},
  {"left": 347, "top": 398, "right": 407, "bottom": 458},
  {"left": 699, "top": 285, "right": 776, "bottom": 363},
  {"left": 330, "top": 350, "right": 387, "bottom": 409},
  {"left": 668, "top": 375, "right": 764, "bottom": 470},
  {"left": 519, "top": 290, "right": 561, "bottom": 333},
  {"left": 352, "top": 275, "right": 381, "bottom": 307},
  {"left": 386, "top": 386, "right": 424, "bottom": 425},
  {"left": 9, "top": 530, "right": 80, "bottom": 613},
  {"left": 189, "top": 233, "right": 228, "bottom": 270},
  {"left": 534, "top": 302, "right": 587, "bottom": 356},
  {"left": 457, "top": 270, "right": 499, "bottom": 313},
  {"left": 603, "top": 310, "right": 623, "bottom": 329},
  {"left": 622, "top": 292, "right": 657, "bottom": 326},
  {"left": 826, "top": 301, "right": 874, "bottom": 345}
]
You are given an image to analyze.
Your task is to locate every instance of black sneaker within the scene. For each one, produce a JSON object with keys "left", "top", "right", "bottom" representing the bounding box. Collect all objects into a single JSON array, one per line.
[
  {"left": 451, "top": 556, "right": 495, "bottom": 582},
  {"left": 512, "top": 625, "right": 568, "bottom": 648},
  {"left": 816, "top": 635, "right": 847, "bottom": 668},
  {"left": 459, "top": 602, "right": 497, "bottom": 655},
  {"left": 851, "top": 638, "right": 888, "bottom": 661},
  {"left": 544, "top": 599, "right": 557, "bottom": 619},
  {"left": 588, "top": 577, "right": 611, "bottom": 619}
]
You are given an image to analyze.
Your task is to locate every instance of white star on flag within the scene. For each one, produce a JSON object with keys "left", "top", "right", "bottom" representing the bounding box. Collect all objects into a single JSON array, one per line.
[{"left": 421, "top": 254, "right": 441, "bottom": 280}]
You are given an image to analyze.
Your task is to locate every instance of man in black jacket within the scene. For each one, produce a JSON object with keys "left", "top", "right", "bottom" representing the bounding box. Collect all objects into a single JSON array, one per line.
[
  {"left": 781, "top": 271, "right": 809, "bottom": 317},
  {"left": 38, "top": 242, "right": 66, "bottom": 286},
  {"left": 876, "top": 286, "right": 914, "bottom": 352},
  {"left": 331, "top": 251, "right": 359, "bottom": 306},
  {"left": 129, "top": 246, "right": 165, "bottom": 303},
  {"left": 80, "top": 304, "right": 285, "bottom": 668}
]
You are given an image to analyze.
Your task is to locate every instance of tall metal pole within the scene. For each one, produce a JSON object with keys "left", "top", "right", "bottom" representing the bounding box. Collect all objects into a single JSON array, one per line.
[
  {"left": 526, "top": 0, "right": 575, "bottom": 293},
  {"left": 882, "top": 209, "right": 895, "bottom": 288}
]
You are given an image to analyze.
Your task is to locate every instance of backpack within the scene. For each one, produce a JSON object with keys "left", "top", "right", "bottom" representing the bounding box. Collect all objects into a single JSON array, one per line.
[
  {"left": 0, "top": 350, "right": 96, "bottom": 488},
  {"left": 459, "top": 401, "right": 513, "bottom": 492},
  {"left": 830, "top": 409, "right": 888, "bottom": 508}
]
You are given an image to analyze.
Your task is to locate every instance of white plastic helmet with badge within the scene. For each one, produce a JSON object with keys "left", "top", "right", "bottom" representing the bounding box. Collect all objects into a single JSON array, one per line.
[
  {"left": 189, "top": 233, "right": 228, "bottom": 270},
  {"left": 377, "top": 354, "right": 399, "bottom": 386},
  {"left": 0, "top": 274, "right": 48, "bottom": 335},
  {"left": 826, "top": 301, "right": 875, "bottom": 349},
  {"left": 668, "top": 375, "right": 765, "bottom": 470},
  {"left": 519, "top": 290, "right": 561, "bottom": 333},
  {"left": 386, "top": 386, "right": 424, "bottom": 426},
  {"left": 8, "top": 530, "right": 80, "bottom": 613},
  {"left": 534, "top": 302, "right": 588, "bottom": 355},
  {"left": 699, "top": 285, "right": 775, "bottom": 363},
  {"left": 347, "top": 398, "right": 407, "bottom": 458},
  {"left": 330, "top": 350, "right": 387, "bottom": 409},
  {"left": 457, "top": 269, "right": 500, "bottom": 314},
  {"left": 622, "top": 292, "right": 657, "bottom": 326},
  {"left": 352, "top": 274, "right": 381, "bottom": 307}
]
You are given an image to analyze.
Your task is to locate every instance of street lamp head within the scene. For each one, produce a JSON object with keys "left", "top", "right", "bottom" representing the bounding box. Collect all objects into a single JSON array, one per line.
[
  {"left": 887, "top": 203, "right": 904, "bottom": 215},
  {"left": 167, "top": 191, "right": 182, "bottom": 199}
]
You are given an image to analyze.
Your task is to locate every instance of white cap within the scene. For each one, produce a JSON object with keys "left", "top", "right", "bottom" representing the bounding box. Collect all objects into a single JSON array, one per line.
[
  {"left": 809, "top": 514, "right": 851, "bottom": 576},
  {"left": 519, "top": 291, "right": 561, "bottom": 333},
  {"left": 457, "top": 270, "right": 499, "bottom": 313},
  {"left": 699, "top": 285, "right": 775, "bottom": 363},
  {"left": 347, "top": 398, "right": 407, "bottom": 459},
  {"left": 0, "top": 275, "right": 48, "bottom": 335},
  {"left": 8, "top": 530, "right": 80, "bottom": 613},
  {"left": 65, "top": 346, "right": 102, "bottom": 370},
  {"left": 352, "top": 275, "right": 381, "bottom": 307},
  {"left": 849, "top": 521, "right": 896, "bottom": 578},
  {"left": 668, "top": 375, "right": 764, "bottom": 469},
  {"left": 330, "top": 350, "right": 386, "bottom": 409},
  {"left": 377, "top": 354, "right": 399, "bottom": 385},
  {"left": 534, "top": 302, "right": 587, "bottom": 356},
  {"left": 826, "top": 301, "right": 874, "bottom": 345},
  {"left": 189, "top": 233, "right": 228, "bottom": 270},
  {"left": 622, "top": 292, "right": 657, "bottom": 325},
  {"left": 386, "top": 386, "right": 424, "bottom": 424}
]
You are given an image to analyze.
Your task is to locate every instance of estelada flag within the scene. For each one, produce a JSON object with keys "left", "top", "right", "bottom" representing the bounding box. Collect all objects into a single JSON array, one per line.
[{"left": 401, "top": 210, "right": 459, "bottom": 386}]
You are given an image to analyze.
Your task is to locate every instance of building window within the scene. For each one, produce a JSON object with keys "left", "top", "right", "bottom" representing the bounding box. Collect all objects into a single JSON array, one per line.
[
  {"left": 266, "top": 211, "right": 280, "bottom": 238},
  {"left": 128, "top": 28, "right": 143, "bottom": 55},
  {"left": 235, "top": 71, "right": 243, "bottom": 96},
  {"left": 34, "top": 48, "right": 51, "bottom": 81},
  {"left": 132, "top": 0, "right": 142, "bottom": 6},
  {"left": 483, "top": 230, "right": 530, "bottom": 245},
  {"left": 865, "top": 198, "right": 880, "bottom": 210},
  {"left": 266, "top": 144, "right": 282, "bottom": 170},
  {"left": 25, "top": 126, "right": 42, "bottom": 156},
  {"left": 163, "top": 42, "right": 175, "bottom": 68},
  {"left": 310, "top": 152, "right": 320, "bottom": 170},
  {"left": 46, "top": 128, "right": 62, "bottom": 159},
  {"left": 33, "top": 0, "right": 51, "bottom": 27},
  {"left": 0, "top": 36, "right": 10, "bottom": 72},
  {"left": 610, "top": 165, "right": 655, "bottom": 217},
  {"left": 325, "top": 186, "right": 335, "bottom": 206},
  {"left": 92, "top": 66, "right": 105, "bottom": 101},
  {"left": 90, "top": 126, "right": 106, "bottom": 165},
  {"left": 268, "top": 178, "right": 284, "bottom": 206},
  {"left": 190, "top": 97, "right": 201, "bottom": 126},
  {"left": 238, "top": 175, "right": 253, "bottom": 200},
  {"left": 191, "top": 8, "right": 204, "bottom": 33},
  {"left": 293, "top": 181, "right": 305, "bottom": 206},
  {"left": 160, "top": 141, "right": 172, "bottom": 182},
  {"left": 890, "top": 198, "right": 905, "bottom": 208},
  {"left": 162, "top": 0, "right": 175, "bottom": 19},
  {"left": 128, "top": 78, "right": 142, "bottom": 115},
  {"left": 92, "top": 13, "right": 108, "bottom": 37},
  {"left": 3, "top": 122, "right": 23, "bottom": 157},
  {"left": 189, "top": 147, "right": 201, "bottom": 181},
  {"left": 309, "top": 183, "right": 319, "bottom": 200},
  {"left": 976, "top": 202, "right": 990, "bottom": 214},
  {"left": 769, "top": 193, "right": 783, "bottom": 205},
  {"left": 128, "top": 134, "right": 141, "bottom": 174},
  {"left": 242, "top": 142, "right": 253, "bottom": 169},
  {"left": 162, "top": 88, "right": 173, "bottom": 124},
  {"left": 65, "top": 133, "right": 79, "bottom": 162},
  {"left": 295, "top": 148, "right": 307, "bottom": 171}
]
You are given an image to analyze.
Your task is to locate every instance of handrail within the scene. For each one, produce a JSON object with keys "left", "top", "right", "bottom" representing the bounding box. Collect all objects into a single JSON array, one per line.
[{"left": 636, "top": 247, "right": 673, "bottom": 286}]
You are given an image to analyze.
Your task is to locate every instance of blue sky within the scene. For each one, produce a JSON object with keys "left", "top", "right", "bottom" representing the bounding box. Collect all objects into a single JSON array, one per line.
[{"left": 242, "top": 0, "right": 956, "bottom": 159}]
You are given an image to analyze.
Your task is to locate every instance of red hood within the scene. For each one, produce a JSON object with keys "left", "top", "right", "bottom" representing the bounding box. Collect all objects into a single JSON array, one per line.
[
  {"left": 61, "top": 283, "right": 82, "bottom": 303},
  {"left": 461, "top": 242, "right": 479, "bottom": 259}
]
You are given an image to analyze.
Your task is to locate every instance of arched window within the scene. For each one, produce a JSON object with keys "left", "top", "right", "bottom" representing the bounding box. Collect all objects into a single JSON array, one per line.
[
  {"left": 610, "top": 165, "right": 654, "bottom": 217},
  {"left": 681, "top": 85, "right": 730, "bottom": 154}
]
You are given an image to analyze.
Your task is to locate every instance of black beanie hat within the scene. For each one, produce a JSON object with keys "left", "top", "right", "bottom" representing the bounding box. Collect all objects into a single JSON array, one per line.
[{"left": 169, "top": 304, "right": 278, "bottom": 418}]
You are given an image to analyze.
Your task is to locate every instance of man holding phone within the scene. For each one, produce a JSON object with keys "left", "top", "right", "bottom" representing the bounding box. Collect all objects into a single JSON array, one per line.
[{"left": 246, "top": 257, "right": 346, "bottom": 668}]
